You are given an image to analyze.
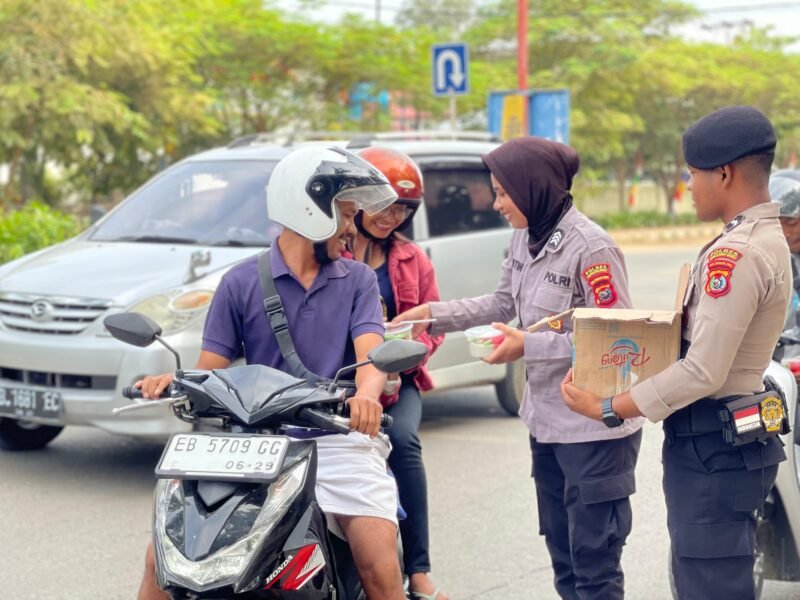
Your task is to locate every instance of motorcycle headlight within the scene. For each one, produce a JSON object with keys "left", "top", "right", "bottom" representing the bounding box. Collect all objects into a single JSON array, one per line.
[
  {"left": 128, "top": 289, "right": 214, "bottom": 335},
  {"left": 154, "top": 459, "right": 309, "bottom": 591}
]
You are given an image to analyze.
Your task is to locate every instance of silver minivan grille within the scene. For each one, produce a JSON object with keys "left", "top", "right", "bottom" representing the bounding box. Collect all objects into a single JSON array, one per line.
[{"left": 0, "top": 292, "right": 113, "bottom": 335}]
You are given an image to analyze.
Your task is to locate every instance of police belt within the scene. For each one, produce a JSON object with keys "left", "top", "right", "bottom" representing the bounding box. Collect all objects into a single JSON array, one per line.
[{"left": 664, "top": 387, "right": 790, "bottom": 447}]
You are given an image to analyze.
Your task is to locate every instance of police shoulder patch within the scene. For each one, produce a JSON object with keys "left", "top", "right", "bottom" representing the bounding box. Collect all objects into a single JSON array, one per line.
[
  {"left": 704, "top": 247, "right": 743, "bottom": 299},
  {"left": 582, "top": 263, "right": 618, "bottom": 307}
]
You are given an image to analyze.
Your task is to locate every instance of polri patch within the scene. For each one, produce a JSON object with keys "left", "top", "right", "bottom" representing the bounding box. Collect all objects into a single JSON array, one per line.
[
  {"left": 704, "top": 247, "right": 742, "bottom": 299},
  {"left": 582, "top": 263, "right": 618, "bottom": 307},
  {"left": 544, "top": 271, "right": 571, "bottom": 288}
]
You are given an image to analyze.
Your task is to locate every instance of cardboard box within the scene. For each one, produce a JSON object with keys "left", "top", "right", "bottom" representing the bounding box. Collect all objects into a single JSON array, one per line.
[{"left": 570, "top": 264, "right": 691, "bottom": 397}]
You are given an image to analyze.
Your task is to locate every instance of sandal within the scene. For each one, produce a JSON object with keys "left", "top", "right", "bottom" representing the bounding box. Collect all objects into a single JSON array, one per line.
[{"left": 408, "top": 589, "right": 442, "bottom": 600}]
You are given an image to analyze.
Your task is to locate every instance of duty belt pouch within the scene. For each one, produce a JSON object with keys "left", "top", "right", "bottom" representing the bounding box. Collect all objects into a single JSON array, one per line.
[{"left": 718, "top": 383, "right": 791, "bottom": 446}]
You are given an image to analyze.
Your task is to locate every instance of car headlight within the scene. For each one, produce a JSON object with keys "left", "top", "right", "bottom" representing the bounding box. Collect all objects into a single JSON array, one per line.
[
  {"left": 128, "top": 290, "right": 214, "bottom": 335},
  {"left": 154, "top": 458, "right": 309, "bottom": 591}
]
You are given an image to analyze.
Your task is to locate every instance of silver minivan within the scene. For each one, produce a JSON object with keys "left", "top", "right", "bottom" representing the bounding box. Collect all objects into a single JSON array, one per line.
[{"left": 0, "top": 135, "right": 522, "bottom": 450}]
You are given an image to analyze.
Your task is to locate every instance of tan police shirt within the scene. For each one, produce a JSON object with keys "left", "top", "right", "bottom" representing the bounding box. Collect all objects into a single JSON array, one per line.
[
  {"left": 630, "top": 202, "right": 792, "bottom": 422},
  {"left": 429, "top": 206, "right": 645, "bottom": 442}
]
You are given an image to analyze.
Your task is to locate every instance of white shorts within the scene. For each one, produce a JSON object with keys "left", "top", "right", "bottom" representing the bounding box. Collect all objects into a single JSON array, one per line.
[{"left": 312, "top": 431, "right": 397, "bottom": 529}]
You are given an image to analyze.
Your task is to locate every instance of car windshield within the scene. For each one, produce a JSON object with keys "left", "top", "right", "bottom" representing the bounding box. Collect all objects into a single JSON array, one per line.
[{"left": 90, "top": 160, "right": 280, "bottom": 247}]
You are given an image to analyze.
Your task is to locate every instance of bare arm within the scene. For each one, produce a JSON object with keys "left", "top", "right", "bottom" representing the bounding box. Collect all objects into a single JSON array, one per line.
[
  {"left": 348, "top": 332, "right": 387, "bottom": 437},
  {"left": 136, "top": 350, "right": 231, "bottom": 399}
]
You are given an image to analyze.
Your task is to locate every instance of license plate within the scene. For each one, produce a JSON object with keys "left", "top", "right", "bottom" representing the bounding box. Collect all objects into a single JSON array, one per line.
[
  {"left": 156, "top": 433, "right": 290, "bottom": 482},
  {"left": 0, "top": 386, "right": 62, "bottom": 420}
]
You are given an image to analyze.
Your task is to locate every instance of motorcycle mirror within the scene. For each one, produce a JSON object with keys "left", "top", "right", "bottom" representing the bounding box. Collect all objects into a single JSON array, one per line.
[
  {"left": 104, "top": 312, "right": 183, "bottom": 371},
  {"left": 104, "top": 312, "right": 162, "bottom": 347},
  {"left": 368, "top": 339, "right": 428, "bottom": 373}
]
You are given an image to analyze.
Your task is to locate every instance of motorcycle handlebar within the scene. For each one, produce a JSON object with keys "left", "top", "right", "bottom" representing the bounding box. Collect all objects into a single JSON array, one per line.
[
  {"left": 298, "top": 407, "right": 393, "bottom": 434},
  {"left": 122, "top": 385, "right": 169, "bottom": 400},
  {"left": 122, "top": 385, "right": 144, "bottom": 399}
]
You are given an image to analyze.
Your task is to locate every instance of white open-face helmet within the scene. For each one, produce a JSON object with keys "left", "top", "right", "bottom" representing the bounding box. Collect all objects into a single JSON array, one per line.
[{"left": 267, "top": 146, "right": 398, "bottom": 242}]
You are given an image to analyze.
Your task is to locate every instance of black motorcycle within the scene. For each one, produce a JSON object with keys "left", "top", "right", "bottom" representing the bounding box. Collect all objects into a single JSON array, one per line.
[{"left": 105, "top": 312, "right": 426, "bottom": 599}]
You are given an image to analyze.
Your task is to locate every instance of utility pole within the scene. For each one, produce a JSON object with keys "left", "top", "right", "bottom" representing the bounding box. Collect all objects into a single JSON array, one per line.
[
  {"left": 375, "top": 0, "right": 381, "bottom": 23},
  {"left": 517, "top": 0, "right": 528, "bottom": 90},
  {"left": 517, "top": 0, "right": 529, "bottom": 137}
]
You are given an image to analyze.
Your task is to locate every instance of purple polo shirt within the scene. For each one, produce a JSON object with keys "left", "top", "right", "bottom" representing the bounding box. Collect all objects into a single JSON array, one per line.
[{"left": 202, "top": 243, "right": 384, "bottom": 378}]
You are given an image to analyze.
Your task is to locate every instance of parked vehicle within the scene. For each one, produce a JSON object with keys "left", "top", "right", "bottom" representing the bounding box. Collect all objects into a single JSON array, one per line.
[
  {"left": 104, "top": 311, "right": 427, "bottom": 599},
  {"left": 759, "top": 330, "right": 800, "bottom": 592},
  {"left": 0, "top": 132, "right": 523, "bottom": 451}
]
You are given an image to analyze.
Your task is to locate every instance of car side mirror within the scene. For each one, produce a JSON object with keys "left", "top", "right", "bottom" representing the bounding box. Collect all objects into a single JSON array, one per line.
[
  {"left": 89, "top": 204, "right": 107, "bottom": 225},
  {"left": 368, "top": 339, "right": 428, "bottom": 373},
  {"left": 104, "top": 312, "right": 162, "bottom": 347}
]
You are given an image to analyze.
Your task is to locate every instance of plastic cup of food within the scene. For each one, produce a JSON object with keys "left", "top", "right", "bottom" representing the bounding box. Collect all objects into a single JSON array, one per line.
[
  {"left": 464, "top": 325, "right": 505, "bottom": 358},
  {"left": 783, "top": 358, "right": 800, "bottom": 375},
  {"left": 384, "top": 322, "right": 413, "bottom": 341}
]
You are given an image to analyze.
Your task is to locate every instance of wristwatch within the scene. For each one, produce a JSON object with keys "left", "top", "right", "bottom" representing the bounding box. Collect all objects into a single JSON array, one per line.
[{"left": 601, "top": 396, "right": 624, "bottom": 428}]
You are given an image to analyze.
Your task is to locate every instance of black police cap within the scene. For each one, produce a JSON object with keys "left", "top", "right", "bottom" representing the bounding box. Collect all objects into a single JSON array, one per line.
[{"left": 682, "top": 105, "right": 776, "bottom": 169}]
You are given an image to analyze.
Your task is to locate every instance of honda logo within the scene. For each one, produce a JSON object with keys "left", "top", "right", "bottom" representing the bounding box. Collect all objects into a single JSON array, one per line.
[{"left": 30, "top": 300, "right": 54, "bottom": 322}]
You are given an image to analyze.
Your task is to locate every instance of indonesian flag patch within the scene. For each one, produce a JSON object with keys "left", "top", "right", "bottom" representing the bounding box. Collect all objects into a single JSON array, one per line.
[
  {"left": 704, "top": 247, "right": 742, "bottom": 299},
  {"left": 733, "top": 405, "right": 762, "bottom": 435},
  {"left": 582, "top": 263, "right": 618, "bottom": 307}
]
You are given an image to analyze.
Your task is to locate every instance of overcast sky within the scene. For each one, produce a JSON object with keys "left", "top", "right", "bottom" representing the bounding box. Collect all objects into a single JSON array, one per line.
[{"left": 282, "top": 0, "right": 800, "bottom": 46}]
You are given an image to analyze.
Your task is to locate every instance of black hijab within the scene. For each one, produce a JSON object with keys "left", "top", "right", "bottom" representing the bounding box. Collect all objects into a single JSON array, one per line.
[{"left": 483, "top": 136, "right": 580, "bottom": 259}]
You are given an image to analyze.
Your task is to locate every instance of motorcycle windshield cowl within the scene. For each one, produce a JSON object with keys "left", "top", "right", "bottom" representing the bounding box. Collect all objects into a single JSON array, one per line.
[{"left": 199, "top": 365, "right": 330, "bottom": 425}]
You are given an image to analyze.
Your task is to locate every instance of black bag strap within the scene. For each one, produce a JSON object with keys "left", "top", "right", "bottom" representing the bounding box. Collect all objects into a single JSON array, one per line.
[{"left": 257, "top": 251, "right": 354, "bottom": 388}]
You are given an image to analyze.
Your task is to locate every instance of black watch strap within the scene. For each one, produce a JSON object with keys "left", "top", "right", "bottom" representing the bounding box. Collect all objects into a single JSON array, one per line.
[{"left": 601, "top": 396, "right": 624, "bottom": 428}]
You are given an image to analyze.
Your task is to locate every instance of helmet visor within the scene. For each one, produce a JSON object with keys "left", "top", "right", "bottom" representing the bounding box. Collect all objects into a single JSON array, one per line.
[
  {"left": 335, "top": 184, "right": 398, "bottom": 216},
  {"left": 770, "top": 176, "right": 800, "bottom": 217}
]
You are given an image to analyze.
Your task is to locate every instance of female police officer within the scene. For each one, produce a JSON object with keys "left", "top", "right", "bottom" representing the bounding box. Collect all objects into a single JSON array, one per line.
[
  {"left": 562, "top": 106, "right": 790, "bottom": 600},
  {"left": 395, "top": 136, "right": 644, "bottom": 600}
]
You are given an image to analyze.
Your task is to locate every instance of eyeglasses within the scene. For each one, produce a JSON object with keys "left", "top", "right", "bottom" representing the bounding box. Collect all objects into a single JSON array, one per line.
[{"left": 379, "top": 205, "right": 415, "bottom": 220}]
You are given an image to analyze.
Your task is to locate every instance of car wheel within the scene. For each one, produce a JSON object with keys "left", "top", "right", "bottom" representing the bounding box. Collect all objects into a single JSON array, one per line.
[
  {"left": 0, "top": 418, "right": 64, "bottom": 451},
  {"left": 494, "top": 358, "right": 525, "bottom": 416}
]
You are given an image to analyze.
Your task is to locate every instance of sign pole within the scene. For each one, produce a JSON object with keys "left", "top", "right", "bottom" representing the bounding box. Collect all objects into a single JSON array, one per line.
[
  {"left": 517, "top": 0, "right": 528, "bottom": 90},
  {"left": 449, "top": 94, "right": 456, "bottom": 131}
]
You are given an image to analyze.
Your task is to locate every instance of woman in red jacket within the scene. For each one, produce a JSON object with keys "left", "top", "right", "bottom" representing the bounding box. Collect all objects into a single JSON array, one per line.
[{"left": 351, "top": 147, "right": 447, "bottom": 600}]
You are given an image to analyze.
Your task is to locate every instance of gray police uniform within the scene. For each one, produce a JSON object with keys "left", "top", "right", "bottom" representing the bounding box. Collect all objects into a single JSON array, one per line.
[
  {"left": 431, "top": 206, "right": 643, "bottom": 600},
  {"left": 629, "top": 106, "right": 791, "bottom": 600}
]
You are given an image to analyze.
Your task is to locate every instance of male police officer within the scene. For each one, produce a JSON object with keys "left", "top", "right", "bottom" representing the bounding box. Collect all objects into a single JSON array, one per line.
[{"left": 561, "top": 105, "right": 791, "bottom": 599}]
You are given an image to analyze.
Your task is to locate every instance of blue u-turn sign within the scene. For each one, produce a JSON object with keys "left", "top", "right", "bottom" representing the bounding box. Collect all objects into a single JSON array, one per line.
[{"left": 432, "top": 43, "right": 469, "bottom": 96}]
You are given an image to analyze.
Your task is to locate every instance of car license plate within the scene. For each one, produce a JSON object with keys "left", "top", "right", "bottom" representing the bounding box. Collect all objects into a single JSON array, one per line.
[
  {"left": 0, "top": 386, "right": 62, "bottom": 420},
  {"left": 156, "top": 433, "right": 290, "bottom": 482}
]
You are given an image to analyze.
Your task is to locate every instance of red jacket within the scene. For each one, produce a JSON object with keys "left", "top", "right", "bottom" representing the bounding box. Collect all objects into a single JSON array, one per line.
[
  {"left": 385, "top": 239, "right": 443, "bottom": 398},
  {"left": 347, "top": 239, "right": 444, "bottom": 406}
]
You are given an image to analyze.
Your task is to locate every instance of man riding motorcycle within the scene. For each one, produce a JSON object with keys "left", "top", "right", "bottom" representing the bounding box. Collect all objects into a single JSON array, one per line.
[{"left": 135, "top": 146, "right": 407, "bottom": 600}]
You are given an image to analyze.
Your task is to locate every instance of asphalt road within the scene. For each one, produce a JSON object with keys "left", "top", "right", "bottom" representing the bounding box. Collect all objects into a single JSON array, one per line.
[{"left": 1, "top": 244, "right": 799, "bottom": 599}]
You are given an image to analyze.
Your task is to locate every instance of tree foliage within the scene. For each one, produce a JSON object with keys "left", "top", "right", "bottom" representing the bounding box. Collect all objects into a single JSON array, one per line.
[{"left": 2, "top": 0, "right": 800, "bottom": 215}]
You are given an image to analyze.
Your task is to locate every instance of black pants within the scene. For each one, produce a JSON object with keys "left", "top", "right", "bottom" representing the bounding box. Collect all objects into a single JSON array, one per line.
[
  {"left": 385, "top": 379, "right": 430, "bottom": 575},
  {"left": 531, "top": 429, "right": 642, "bottom": 600},
  {"left": 663, "top": 423, "right": 784, "bottom": 600}
]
